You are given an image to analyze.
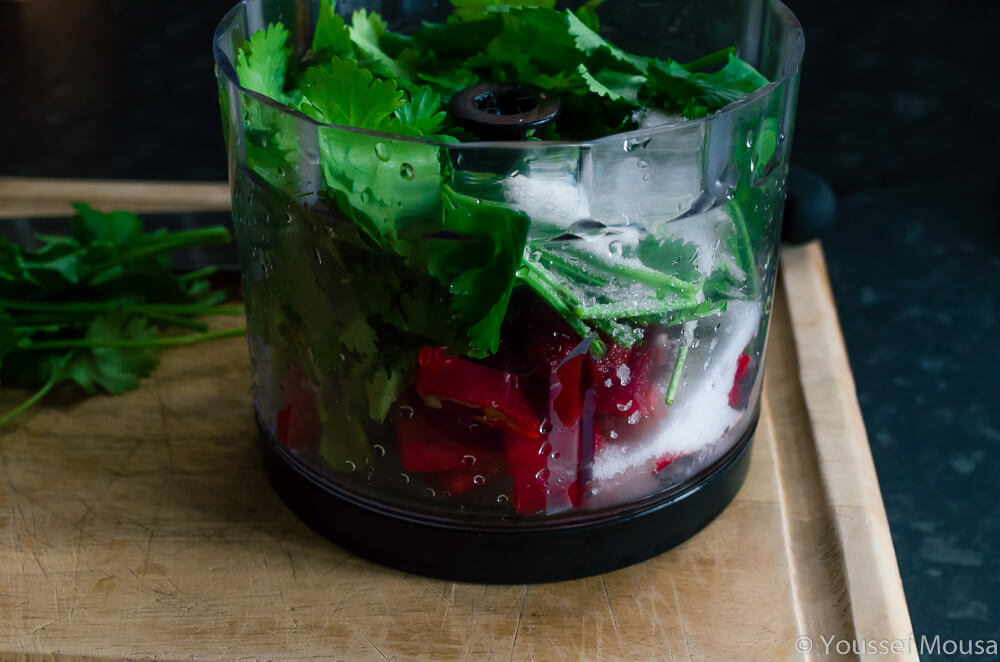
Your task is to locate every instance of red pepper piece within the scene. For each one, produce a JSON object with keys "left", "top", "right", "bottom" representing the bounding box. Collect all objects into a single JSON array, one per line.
[
  {"left": 396, "top": 403, "right": 504, "bottom": 473},
  {"left": 728, "top": 352, "right": 754, "bottom": 409},
  {"left": 275, "top": 369, "right": 321, "bottom": 451},
  {"left": 504, "top": 432, "right": 550, "bottom": 515},
  {"left": 654, "top": 453, "right": 681, "bottom": 474},
  {"left": 504, "top": 337, "right": 596, "bottom": 515},
  {"left": 416, "top": 347, "right": 542, "bottom": 438},
  {"left": 593, "top": 335, "right": 668, "bottom": 422}
]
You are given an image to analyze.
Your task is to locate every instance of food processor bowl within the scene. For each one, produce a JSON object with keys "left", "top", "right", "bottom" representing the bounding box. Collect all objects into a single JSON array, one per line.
[{"left": 214, "top": 0, "right": 803, "bottom": 582}]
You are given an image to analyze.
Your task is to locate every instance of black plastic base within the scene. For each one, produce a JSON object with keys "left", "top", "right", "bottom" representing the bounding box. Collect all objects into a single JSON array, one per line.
[{"left": 260, "top": 421, "right": 756, "bottom": 584}]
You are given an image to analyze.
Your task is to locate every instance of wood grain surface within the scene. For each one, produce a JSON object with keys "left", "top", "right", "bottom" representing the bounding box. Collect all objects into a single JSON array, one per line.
[
  {"left": 0, "top": 243, "right": 916, "bottom": 662},
  {"left": 0, "top": 179, "right": 231, "bottom": 218}
]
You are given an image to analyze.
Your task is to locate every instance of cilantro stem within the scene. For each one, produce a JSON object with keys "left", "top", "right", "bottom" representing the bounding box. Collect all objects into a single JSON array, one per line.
[
  {"left": 665, "top": 340, "right": 688, "bottom": 406},
  {"left": 575, "top": 295, "right": 701, "bottom": 321},
  {"left": 530, "top": 244, "right": 610, "bottom": 287},
  {"left": 143, "top": 313, "right": 209, "bottom": 332},
  {"left": 89, "top": 227, "right": 232, "bottom": 273},
  {"left": 177, "top": 266, "right": 220, "bottom": 282},
  {"left": 726, "top": 200, "right": 758, "bottom": 298},
  {"left": 18, "top": 328, "right": 246, "bottom": 351},
  {"left": 560, "top": 246, "right": 700, "bottom": 296},
  {"left": 0, "top": 299, "right": 244, "bottom": 316},
  {"left": 516, "top": 261, "right": 605, "bottom": 355},
  {"left": 0, "top": 368, "right": 60, "bottom": 427}
]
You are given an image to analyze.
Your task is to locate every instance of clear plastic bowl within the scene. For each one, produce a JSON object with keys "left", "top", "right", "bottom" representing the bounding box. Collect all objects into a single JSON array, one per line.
[{"left": 214, "top": 0, "right": 803, "bottom": 579}]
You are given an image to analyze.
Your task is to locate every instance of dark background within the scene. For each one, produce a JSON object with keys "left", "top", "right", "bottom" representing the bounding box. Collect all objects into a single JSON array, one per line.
[{"left": 1, "top": 0, "right": 997, "bottom": 655}]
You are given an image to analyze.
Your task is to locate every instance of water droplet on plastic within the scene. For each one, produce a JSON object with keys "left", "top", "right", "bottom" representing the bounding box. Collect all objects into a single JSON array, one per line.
[
  {"left": 535, "top": 468, "right": 551, "bottom": 481},
  {"left": 399, "top": 473, "right": 410, "bottom": 484},
  {"left": 398, "top": 404, "right": 415, "bottom": 419},
  {"left": 373, "top": 444, "right": 386, "bottom": 457},
  {"left": 461, "top": 454, "right": 477, "bottom": 467},
  {"left": 528, "top": 250, "right": 542, "bottom": 262},
  {"left": 627, "top": 411, "right": 641, "bottom": 424},
  {"left": 424, "top": 488, "right": 436, "bottom": 497},
  {"left": 609, "top": 430, "right": 619, "bottom": 439},
  {"left": 472, "top": 474, "right": 486, "bottom": 486},
  {"left": 400, "top": 163, "right": 415, "bottom": 180},
  {"left": 746, "top": 129, "right": 755, "bottom": 148},
  {"left": 604, "top": 378, "right": 613, "bottom": 388},
  {"left": 624, "top": 137, "right": 651, "bottom": 152},
  {"left": 636, "top": 159, "right": 648, "bottom": 169},
  {"left": 608, "top": 240, "right": 623, "bottom": 256},
  {"left": 360, "top": 189, "right": 374, "bottom": 205},
  {"left": 374, "top": 142, "right": 390, "bottom": 162},
  {"left": 552, "top": 451, "right": 561, "bottom": 459},
  {"left": 538, "top": 441, "right": 552, "bottom": 457},
  {"left": 616, "top": 400, "right": 634, "bottom": 412},
  {"left": 616, "top": 364, "right": 631, "bottom": 386},
  {"left": 344, "top": 460, "right": 356, "bottom": 472},
  {"left": 539, "top": 418, "right": 553, "bottom": 435},
  {"left": 285, "top": 212, "right": 295, "bottom": 224},
  {"left": 497, "top": 494, "right": 510, "bottom": 504},
  {"left": 314, "top": 248, "right": 323, "bottom": 265}
]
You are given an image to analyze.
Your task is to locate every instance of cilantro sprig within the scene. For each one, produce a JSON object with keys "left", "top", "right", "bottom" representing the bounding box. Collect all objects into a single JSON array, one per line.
[{"left": 0, "top": 204, "right": 244, "bottom": 426}]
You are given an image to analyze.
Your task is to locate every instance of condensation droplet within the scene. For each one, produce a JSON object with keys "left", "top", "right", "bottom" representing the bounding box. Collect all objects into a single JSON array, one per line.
[
  {"left": 472, "top": 474, "right": 486, "bottom": 486},
  {"left": 616, "top": 400, "right": 634, "bottom": 412},
  {"left": 424, "top": 488, "right": 436, "bottom": 497},
  {"left": 497, "top": 494, "right": 510, "bottom": 504},
  {"left": 398, "top": 404, "right": 415, "bottom": 419},
  {"left": 608, "top": 240, "right": 623, "bottom": 256},
  {"left": 528, "top": 250, "right": 542, "bottom": 262},
  {"left": 627, "top": 411, "right": 641, "bottom": 424},
  {"left": 539, "top": 418, "right": 553, "bottom": 435},
  {"left": 399, "top": 473, "right": 410, "bottom": 484},
  {"left": 400, "top": 163, "right": 415, "bottom": 180},
  {"left": 461, "top": 454, "right": 477, "bottom": 467},
  {"left": 609, "top": 430, "right": 619, "bottom": 439},
  {"left": 535, "top": 468, "right": 551, "bottom": 481},
  {"left": 374, "top": 142, "right": 391, "bottom": 162},
  {"left": 373, "top": 444, "right": 386, "bottom": 457},
  {"left": 746, "top": 129, "right": 755, "bottom": 148},
  {"left": 538, "top": 441, "right": 552, "bottom": 457},
  {"left": 551, "top": 451, "right": 561, "bottom": 459},
  {"left": 344, "top": 460, "right": 356, "bottom": 472}
]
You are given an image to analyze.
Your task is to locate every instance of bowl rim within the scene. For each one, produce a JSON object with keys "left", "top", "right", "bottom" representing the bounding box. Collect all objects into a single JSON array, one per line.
[{"left": 212, "top": 0, "right": 805, "bottom": 149}]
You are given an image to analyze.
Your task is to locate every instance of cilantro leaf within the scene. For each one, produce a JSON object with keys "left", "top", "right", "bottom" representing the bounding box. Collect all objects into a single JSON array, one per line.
[
  {"left": 235, "top": 22, "right": 290, "bottom": 102},
  {"left": 59, "top": 312, "right": 160, "bottom": 395},
  {"left": 70, "top": 204, "right": 143, "bottom": 246},
  {"left": 312, "top": 0, "right": 352, "bottom": 56},
  {"left": 299, "top": 57, "right": 404, "bottom": 128},
  {"left": 394, "top": 86, "right": 447, "bottom": 136},
  {"left": 422, "top": 186, "right": 530, "bottom": 357},
  {"left": 645, "top": 53, "right": 769, "bottom": 117},
  {"left": 349, "top": 9, "right": 418, "bottom": 84},
  {"left": 636, "top": 236, "right": 702, "bottom": 283}
]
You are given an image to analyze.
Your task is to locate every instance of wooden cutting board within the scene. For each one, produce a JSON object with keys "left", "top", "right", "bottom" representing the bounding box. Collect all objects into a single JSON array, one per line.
[{"left": 0, "top": 241, "right": 916, "bottom": 662}]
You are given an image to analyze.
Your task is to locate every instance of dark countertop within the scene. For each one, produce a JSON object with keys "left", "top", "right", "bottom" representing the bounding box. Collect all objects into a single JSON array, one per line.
[{"left": 1, "top": 0, "right": 997, "bottom": 655}]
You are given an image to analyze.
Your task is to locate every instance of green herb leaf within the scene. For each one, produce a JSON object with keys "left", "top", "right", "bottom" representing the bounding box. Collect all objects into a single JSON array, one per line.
[
  {"left": 394, "top": 85, "right": 447, "bottom": 136},
  {"left": 300, "top": 57, "right": 405, "bottom": 129},
  {"left": 235, "top": 22, "right": 291, "bottom": 102},
  {"left": 312, "top": 0, "right": 353, "bottom": 56},
  {"left": 645, "top": 53, "right": 769, "bottom": 117},
  {"left": 70, "top": 204, "right": 143, "bottom": 246}
]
